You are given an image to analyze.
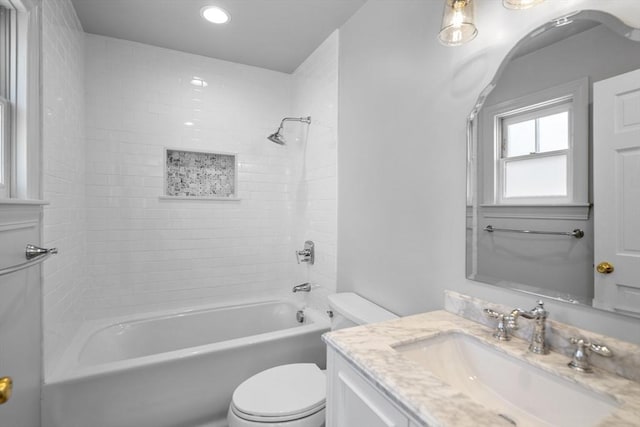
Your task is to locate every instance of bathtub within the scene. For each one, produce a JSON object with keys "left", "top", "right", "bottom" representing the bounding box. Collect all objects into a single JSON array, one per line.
[{"left": 43, "top": 299, "right": 330, "bottom": 427}]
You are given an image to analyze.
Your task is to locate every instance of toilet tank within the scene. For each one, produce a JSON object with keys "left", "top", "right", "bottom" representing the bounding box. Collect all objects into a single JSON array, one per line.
[{"left": 327, "top": 292, "right": 397, "bottom": 330}]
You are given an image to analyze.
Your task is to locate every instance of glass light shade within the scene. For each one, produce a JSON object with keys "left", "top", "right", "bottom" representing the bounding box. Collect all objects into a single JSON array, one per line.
[
  {"left": 438, "top": 0, "right": 478, "bottom": 47},
  {"left": 503, "top": 0, "right": 545, "bottom": 10}
]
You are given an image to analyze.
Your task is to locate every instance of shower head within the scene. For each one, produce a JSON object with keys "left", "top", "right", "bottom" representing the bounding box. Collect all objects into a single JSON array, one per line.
[
  {"left": 268, "top": 129, "right": 286, "bottom": 145},
  {"left": 267, "top": 116, "right": 311, "bottom": 145}
]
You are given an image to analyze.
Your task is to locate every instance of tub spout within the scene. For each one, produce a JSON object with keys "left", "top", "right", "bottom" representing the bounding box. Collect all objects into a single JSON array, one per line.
[{"left": 292, "top": 283, "right": 312, "bottom": 293}]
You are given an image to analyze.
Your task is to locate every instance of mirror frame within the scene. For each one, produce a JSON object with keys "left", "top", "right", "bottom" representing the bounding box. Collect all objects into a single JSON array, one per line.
[{"left": 466, "top": 9, "right": 640, "bottom": 315}]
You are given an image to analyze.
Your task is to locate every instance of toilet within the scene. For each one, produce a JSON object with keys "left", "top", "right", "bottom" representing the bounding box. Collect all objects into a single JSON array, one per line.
[{"left": 227, "top": 292, "right": 397, "bottom": 427}]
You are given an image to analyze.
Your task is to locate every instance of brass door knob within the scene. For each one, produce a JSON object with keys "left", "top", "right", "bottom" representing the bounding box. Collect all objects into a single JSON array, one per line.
[
  {"left": 596, "top": 262, "right": 614, "bottom": 274},
  {"left": 0, "top": 377, "right": 12, "bottom": 404}
]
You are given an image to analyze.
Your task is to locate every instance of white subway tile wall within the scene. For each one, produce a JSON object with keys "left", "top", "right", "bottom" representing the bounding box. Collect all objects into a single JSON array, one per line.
[
  {"left": 42, "top": 0, "right": 86, "bottom": 377},
  {"left": 291, "top": 31, "right": 339, "bottom": 302},
  {"left": 83, "top": 34, "right": 294, "bottom": 319},
  {"left": 41, "top": 4, "right": 338, "bottom": 375}
]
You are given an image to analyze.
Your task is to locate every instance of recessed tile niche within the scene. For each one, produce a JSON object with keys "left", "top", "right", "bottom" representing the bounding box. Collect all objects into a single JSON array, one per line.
[{"left": 164, "top": 149, "right": 238, "bottom": 200}]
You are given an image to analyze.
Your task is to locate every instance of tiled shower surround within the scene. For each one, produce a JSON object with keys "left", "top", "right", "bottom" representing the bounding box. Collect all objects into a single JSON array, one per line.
[
  {"left": 42, "top": 0, "right": 86, "bottom": 378},
  {"left": 83, "top": 34, "right": 288, "bottom": 319},
  {"left": 39, "top": 21, "right": 338, "bottom": 376},
  {"left": 291, "top": 31, "right": 339, "bottom": 300}
]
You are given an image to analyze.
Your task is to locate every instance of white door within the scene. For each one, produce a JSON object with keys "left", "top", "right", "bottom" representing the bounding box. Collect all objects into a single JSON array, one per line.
[{"left": 593, "top": 68, "right": 640, "bottom": 316}]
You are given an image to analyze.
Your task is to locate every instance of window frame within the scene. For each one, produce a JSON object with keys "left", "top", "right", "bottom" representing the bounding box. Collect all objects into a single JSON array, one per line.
[
  {"left": 0, "top": 97, "right": 9, "bottom": 196},
  {"left": 496, "top": 98, "right": 573, "bottom": 204},
  {"left": 480, "top": 78, "right": 589, "bottom": 206},
  {"left": 0, "top": 0, "right": 41, "bottom": 201},
  {"left": 0, "top": 4, "right": 12, "bottom": 197}
]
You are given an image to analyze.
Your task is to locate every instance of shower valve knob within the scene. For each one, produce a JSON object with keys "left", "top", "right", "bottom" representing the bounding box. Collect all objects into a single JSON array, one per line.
[{"left": 295, "top": 241, "right": 315, "bottom": 265}]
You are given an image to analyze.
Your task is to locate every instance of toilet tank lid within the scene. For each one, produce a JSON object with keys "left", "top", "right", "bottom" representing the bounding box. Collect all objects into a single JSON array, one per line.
[{"left": 328, "top": 292, "right": 397, "bottom": 325}]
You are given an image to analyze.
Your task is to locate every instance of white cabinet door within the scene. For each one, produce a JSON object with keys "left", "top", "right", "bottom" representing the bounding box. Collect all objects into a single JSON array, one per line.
[
  {"left": 593, "top": 68, "right": 640, "bottom": 316},
  {"left": 327, "top": 349, "right": 409, "bottom": 427}
]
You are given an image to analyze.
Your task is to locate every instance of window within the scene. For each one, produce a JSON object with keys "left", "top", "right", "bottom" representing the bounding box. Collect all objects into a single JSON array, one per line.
[
  {"left": 0, "top": 0, "right": 40, "bottom": 200},
  {"left": 481, "top": 78, "right": 588, "bottom": 206},
  {"left": 499, "top": 101, "right": 571, "bottom": 201},
  {"left": 0, "top": 98, "right": 7, "bottom": 194},
  {"left": 0, "top": 5, "right": 11, "bottom": 197}
]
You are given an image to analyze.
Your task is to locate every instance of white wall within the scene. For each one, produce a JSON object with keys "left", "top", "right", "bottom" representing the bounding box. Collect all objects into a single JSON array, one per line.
[
  {"left": 82, "top": 35, "right": 293, "bottom": 319},
  {"left": 42, "top": 0, "right": 86, "bottom": 377},
  {"left": 291, "top": 31, "right": 339, "bottom": 301},
  {"left": 338, "top": 0, "right": 640, "bottom": 344}
]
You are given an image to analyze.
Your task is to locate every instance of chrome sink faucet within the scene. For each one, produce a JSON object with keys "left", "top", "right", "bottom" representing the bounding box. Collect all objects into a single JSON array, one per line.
[{"left": 511, "top": 301, "right": 549, "bottom": 355}]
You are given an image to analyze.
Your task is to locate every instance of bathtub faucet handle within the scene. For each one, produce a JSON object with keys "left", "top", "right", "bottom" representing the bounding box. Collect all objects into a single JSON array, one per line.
[{"left": 295, "top": 241, "right": 314, "bottom": 265}]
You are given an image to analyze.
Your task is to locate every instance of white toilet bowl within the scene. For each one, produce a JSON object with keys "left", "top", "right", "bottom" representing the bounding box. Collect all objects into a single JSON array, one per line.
[
  {"left": 227, "top": 363, "right": 326, "bottom": 427},
  {"left": 227, "top": 293, "right": 397, "bottom": 427}
]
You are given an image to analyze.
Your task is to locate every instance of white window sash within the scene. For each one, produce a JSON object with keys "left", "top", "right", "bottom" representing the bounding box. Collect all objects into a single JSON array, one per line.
[
  {"left": 498, "top": 149, "right": 571, "bottom": 204},
  {"left": 500, "top": 101, "right": 572, "bottom": 158}
]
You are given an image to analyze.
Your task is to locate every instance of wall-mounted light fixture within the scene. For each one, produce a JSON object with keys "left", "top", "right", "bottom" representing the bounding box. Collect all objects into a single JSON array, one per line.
[
  {"left": 438, "top": 0, "right": 477, "bottom": 47},
  {"left": 503, "top": 0, "right": 545, "bottom": 10},
  {"left": 439, "top": 0, "right": 545, "bottom": 46}
]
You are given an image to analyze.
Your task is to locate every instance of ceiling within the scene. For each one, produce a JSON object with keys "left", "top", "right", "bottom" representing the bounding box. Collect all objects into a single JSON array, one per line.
[{"left": 70, "top": 0, "right": 366, "bottom": 74}]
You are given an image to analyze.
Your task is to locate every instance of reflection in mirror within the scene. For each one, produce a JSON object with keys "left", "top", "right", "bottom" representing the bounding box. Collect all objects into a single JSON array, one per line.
[{"left": 466, "top": 10, "right": 640, "bottom": 318}]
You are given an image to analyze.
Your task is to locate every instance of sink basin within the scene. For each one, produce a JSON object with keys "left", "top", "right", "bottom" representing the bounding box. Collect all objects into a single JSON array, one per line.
[{"left": 394, "top": 332, "right": 618, "bottom": 427}]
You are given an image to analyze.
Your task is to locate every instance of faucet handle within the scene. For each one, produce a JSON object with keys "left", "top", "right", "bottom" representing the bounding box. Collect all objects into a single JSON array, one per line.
[
  {"left": 483, "top": 308, "right": 502, "bottom": 319},
  {"left": 589, "top": 342, "right": 613, "bottom": 357},
  {"left": 568, "top": 337, "right": 613, "bottom": 373},
  {"left": 484, "top": 308, "right": 516, "bottom": 341},
  {"left": 295, "top": 241, "right": 315, "bottom": 265}
]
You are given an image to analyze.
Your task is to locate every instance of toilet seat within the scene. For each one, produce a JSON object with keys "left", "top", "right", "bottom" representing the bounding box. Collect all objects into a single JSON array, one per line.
[{"left": 231, "top": 363, "right": 326, "bottom": 423}]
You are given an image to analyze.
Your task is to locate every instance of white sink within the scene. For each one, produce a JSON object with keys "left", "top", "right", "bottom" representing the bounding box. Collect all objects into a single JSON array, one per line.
[{"left": 394, "top": 332, "right": 618, "bottom": 427}]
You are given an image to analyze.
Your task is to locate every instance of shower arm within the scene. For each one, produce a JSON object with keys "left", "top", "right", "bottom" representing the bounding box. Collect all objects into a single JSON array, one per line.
[
  {"left": 278, "top": 116, "right": 312, "bottom": 129},
  {"left": 268, "top": 116, "right": 312, "bottom": 145}
]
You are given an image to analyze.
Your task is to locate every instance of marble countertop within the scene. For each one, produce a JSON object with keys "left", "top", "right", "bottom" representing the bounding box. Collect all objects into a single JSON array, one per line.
[{"left": 323, "top": 310, "right": 640, "bottom": 427}]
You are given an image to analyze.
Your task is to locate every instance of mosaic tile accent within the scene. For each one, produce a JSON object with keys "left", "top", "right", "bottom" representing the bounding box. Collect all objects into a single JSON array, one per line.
[{"left": 165, "top": 149, "right": 236, "bottom": 198}]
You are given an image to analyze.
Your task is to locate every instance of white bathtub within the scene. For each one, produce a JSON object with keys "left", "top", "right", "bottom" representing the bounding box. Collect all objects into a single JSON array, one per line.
[{"left": 43, "top": 299, "right": 330, "bottom": 427}]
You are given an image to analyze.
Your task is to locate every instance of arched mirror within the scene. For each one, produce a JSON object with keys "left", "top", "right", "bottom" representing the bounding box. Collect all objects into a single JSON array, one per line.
[{"left": 466, "top": 10, "right": 640, "bottom": 318}]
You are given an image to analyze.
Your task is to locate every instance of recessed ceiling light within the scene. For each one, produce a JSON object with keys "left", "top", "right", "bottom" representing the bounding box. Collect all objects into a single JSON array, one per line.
[
  {"left": 184, "top": 121, "right": 195, "bottom": 126},
  {"left": 201, "top": 6, "right": 230, "bottom": 24}
]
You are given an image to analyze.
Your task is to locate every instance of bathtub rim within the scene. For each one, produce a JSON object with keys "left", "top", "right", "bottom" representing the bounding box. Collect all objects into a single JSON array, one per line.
[{"left": 47, "top": 297, "right": 330, "bottom": 384}]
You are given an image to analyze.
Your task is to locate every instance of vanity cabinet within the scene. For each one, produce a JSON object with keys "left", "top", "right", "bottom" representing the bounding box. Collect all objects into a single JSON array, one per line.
[{"left": 326, "top": 348, "right": 421, "bottom": 427}]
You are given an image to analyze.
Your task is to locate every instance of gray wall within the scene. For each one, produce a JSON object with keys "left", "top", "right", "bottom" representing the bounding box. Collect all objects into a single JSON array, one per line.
[
  {"left": 487, "top": 25, "right": 640, "bottom": 104},
  {"left": 475, "top": 24, "right": 640, "bottom": 302},
  {"left": 337, "top": 0, "right": 640, "bottom": 344}
]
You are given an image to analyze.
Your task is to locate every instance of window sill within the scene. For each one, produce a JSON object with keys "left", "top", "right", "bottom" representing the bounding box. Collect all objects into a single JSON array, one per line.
[
  {"left": 0, "top": 198, "right": 49, "bottom": 206},
  {"left": 479, "top": 203, "right": 591, "bottom": 220}
]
